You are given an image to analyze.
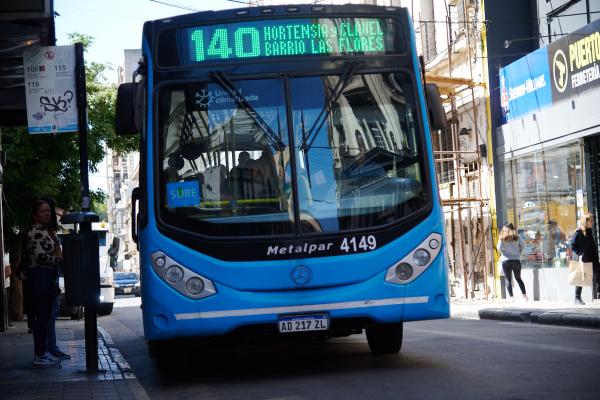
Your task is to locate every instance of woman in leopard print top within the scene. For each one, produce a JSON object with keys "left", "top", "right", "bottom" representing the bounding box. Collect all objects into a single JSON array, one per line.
[{"left": 25, "top": 199, "right": 63, "bottom": 365}]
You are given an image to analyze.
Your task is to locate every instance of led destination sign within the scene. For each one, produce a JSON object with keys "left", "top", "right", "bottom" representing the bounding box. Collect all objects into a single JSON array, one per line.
[{"left": 185, "top": 18, "right": 398, "bottom": 63}]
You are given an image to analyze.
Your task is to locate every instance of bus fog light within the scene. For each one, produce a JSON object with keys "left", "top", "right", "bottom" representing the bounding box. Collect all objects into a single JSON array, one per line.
[
  {"left": 413, "top": 249, "right": 430, "bottom": 266},
  {"left": 165, "top": 265, "right": 184, "bottom": 283},
  {"left": 395, "top": 263, "right": 413, "bottom": 281},
  {"left": 429, "top": 238, "right": 440, "bottom": 250},
  {"left": 155, "top": 256, "right": 166, "bottom": 268},
  {"left": 186, "top": 277, "right": 205, "bottom": 295}
]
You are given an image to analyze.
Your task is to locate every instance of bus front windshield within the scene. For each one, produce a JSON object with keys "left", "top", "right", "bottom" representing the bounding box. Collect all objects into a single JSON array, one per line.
[{"left": 158, "top": 72, "right": 427, "bottom": 237}]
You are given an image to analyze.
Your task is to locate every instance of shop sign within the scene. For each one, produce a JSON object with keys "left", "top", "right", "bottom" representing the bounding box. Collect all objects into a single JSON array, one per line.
[
  {"left": 548, "top": 19, "right": 600, "bottom": 102},
  {"left": 499, "top": 47, "right": 552, "bottom": 121},
  {"left": 500, "top": 18, "right": 600, "bottom": 121}
]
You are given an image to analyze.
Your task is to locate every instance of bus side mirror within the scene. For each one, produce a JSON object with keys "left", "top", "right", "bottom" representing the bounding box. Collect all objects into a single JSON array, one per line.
[
  {"left": 425, "top": 83, "right": 447, "bottom": 131},
  {"left": 115, "top": 82, "right": 142, "bottom": 135}
]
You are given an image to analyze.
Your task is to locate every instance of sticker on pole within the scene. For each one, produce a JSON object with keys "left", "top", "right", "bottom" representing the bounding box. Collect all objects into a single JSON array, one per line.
[{"left": 23, "top": 45, "right": 78, "bottom": 134}]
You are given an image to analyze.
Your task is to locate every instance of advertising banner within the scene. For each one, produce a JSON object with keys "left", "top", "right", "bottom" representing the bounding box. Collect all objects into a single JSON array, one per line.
[
  {"left": 499, "top": 47, "right": 552, "bottom": 121},
  {"left": 500, "top": 18, "right": 600, "bottom": 121},
  {"left": 23, "top": 45, "right": 78, "bottom": 134}
]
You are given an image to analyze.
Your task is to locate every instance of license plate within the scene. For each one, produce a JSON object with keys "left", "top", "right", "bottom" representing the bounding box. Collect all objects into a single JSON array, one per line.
[
  {"left": 278, "top": 314, "right": 329, "bottom": 333},
  {"left": 123, "top": 288, "right": 132, "bottom": 293}
]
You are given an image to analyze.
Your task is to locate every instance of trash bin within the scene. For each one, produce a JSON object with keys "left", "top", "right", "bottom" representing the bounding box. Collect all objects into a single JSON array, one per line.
[{"left": 61, "top": 212, "right": 100, "bottom": 307}]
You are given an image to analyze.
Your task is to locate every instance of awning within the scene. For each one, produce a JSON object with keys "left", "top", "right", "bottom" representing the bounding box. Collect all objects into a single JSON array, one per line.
[{"left": 0, "top": 0, "right": 55, "bottom": 127}]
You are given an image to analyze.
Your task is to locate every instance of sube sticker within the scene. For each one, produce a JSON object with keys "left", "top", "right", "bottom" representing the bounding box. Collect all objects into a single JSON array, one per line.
[{"left": 167, "top": 181, "right": 201, "bottom": 208}]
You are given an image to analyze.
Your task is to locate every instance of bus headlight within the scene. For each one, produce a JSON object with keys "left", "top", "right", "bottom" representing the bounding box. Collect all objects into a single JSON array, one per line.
[
  {"left": 165, "top": 266, "right": 184, "bottom": 283},
  {"left": 395, "top": 263, "right": 413, "bottom": 280},
  {"left": 385, "top": 233, "right": 442, "bottom": 284},
  {"left": 413, "top": 249, "right": 430, "bottom": 266},
  {"left": 186, "top": 277, "right": 205, "bottom": 295},
  {"left": 151, "top": 252, "right": 217, "bottom": 299},
  {"left": 154, "top": 256, "right": 166, "bottom": 268}
]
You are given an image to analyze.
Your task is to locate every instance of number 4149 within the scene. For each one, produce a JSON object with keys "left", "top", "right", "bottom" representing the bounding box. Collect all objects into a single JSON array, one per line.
[{"left": 340, "top": 235, "right": 377, "bottom": 253}]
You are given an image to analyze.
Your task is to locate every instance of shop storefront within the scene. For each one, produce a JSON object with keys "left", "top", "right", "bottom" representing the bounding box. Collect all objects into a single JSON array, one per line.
[{"left": 497, "top": 17, "right": 600, "bottom": 301}]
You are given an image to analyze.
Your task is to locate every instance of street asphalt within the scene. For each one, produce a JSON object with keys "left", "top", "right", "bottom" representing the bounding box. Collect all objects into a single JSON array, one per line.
[{"left": 100, "top": 297, "right": 600, "bottom": 400}]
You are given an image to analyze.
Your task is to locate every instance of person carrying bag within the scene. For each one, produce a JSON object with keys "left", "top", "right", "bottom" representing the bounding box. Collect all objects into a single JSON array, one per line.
[{"left": 570, "top": 213, "right": 600, "bottom": 305}]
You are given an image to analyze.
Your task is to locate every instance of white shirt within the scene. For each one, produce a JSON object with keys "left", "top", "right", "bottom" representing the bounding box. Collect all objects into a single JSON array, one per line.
[{"left": 3, "top": 252, "right": 9, "bottom": 289}]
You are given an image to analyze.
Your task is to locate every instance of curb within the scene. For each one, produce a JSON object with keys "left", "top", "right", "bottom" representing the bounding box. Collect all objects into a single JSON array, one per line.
[
  {"left": 97, "top": 325, "right": 151, "bottom": 400},
  {"left": 478, "top": 308, "right": 600, "bottom": 329}
]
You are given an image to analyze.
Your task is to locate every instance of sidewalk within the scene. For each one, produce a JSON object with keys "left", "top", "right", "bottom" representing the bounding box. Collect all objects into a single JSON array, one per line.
[
  {"left": 0, "top": 318, "right": 149, "bottom": 400},
  {"left": 452, "top": 298, "right": 600, "bottom": 329}
]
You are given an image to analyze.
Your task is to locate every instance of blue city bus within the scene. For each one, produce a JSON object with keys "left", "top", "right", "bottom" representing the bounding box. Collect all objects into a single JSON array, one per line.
[{"left": 115, "top": 4, "right": 448, "bottom": 358}]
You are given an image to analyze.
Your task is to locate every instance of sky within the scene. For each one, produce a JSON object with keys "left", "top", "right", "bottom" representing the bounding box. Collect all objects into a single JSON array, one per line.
[
  {"left": 53, "top": 0, "right": 241, "bottom": 190},
  {"left": 54, "top": 0, "right": 240, "bottom": 81}
]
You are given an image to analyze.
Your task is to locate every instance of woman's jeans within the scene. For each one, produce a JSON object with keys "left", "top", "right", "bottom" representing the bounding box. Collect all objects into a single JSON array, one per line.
[
  {"left": 26, "top": 267, "right": 57, "bottom": 356},
  {"left": 47, "top": 293, "right": 60, "bottom": 353},
  {"left": 502, "top": 260, "right": 527, "bottom": 297}
]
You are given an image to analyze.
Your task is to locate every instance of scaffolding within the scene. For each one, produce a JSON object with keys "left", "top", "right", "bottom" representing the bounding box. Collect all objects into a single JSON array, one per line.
[
  {"left": 430, "top": 78, "right": 493, "bottom": 298},
  {"left": 422, "top": 0, "right": 494, "bottom": 299}
]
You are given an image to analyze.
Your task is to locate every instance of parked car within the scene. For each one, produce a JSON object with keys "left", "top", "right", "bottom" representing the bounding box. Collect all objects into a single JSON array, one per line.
[{"left": 114, "top": 272, "right": 141, "bottom": 296}]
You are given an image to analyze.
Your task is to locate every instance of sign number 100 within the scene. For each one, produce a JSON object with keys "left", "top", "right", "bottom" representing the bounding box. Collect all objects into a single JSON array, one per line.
[{"left": 191, "top": 28, "right": 260, "bottom": 61}]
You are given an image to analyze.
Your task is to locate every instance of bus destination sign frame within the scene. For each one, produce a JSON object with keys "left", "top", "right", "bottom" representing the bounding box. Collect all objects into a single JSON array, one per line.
[{"left": 178, "top": 17, "right": 401, "bottom": 65}]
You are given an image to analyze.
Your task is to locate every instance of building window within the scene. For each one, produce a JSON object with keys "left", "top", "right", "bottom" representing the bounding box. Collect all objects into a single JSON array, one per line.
[
  {"left": 436, "top": 126, "right": 455, "bottom": 184},
  {"left": 504, "top": 141, "right": 585, "bottom": 268}
]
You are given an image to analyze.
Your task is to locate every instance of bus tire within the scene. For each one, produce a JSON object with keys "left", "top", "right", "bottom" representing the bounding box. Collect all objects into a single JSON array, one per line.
[
  {"left": 150, "top": 341, "right": 189, "bottom": 373},
  {"left": 366, "top": 323, "right": 403, "bottom": 355},
  {"left": 97, "top": 303, "right": 114, "bottom": 316}
]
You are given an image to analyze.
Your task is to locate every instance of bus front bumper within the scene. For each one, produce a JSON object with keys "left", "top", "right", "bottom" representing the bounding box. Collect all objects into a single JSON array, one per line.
[{"left": 142, "top": 256, "right": 449, "bottom": 342}]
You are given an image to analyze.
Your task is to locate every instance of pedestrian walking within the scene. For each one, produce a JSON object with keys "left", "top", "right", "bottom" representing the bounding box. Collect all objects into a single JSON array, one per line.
[
  {"left": 498, "top": 223, "right": 528, "bottom": 302},
  {"left": 3, "top": 251, "right": 13, "bottom": 327},
  {"left": 570, "top": 213, "right": 600, "bottom": 305},
  {"left": 23, "top": 199, "right": 64, "bottom": 366}
]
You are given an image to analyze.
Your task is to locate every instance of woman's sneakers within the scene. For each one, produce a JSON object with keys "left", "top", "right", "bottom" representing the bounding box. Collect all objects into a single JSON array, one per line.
[
  {"left": 33, "top": 352, "right": 61, "bottom": 366},
  {"left": 575, "top": 298, "right": 586, "bottom": 305},
  {"left": 50, "top": 351, "right": 71, "bottom": 360}
]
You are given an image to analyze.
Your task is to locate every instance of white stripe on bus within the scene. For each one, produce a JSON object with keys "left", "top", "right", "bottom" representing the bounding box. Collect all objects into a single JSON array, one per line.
[{"left": 174, "top": 296, "right": 429, "bottom": 320}]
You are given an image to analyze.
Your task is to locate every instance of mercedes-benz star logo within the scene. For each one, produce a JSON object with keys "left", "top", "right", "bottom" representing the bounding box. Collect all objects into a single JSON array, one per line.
[{"left": 290, "top": 266, "right": 313, "bottom": 286}]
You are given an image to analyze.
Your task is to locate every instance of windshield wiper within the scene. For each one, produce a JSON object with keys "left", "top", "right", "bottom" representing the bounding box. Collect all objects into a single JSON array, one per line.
[
  {"left": 211, "top": 70, "right": 286, "bottom": 151},
  {"left": 299, "top": 62, "right": 360, "bottom": 153}
]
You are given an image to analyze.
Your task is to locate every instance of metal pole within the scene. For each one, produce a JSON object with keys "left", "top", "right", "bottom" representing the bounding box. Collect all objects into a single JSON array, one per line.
[
  {"left": 75, "top": 42, "right": 98, "bottom": 372},
  {"left": 75, "top": 43, "right": 90, "bottom": 213}
]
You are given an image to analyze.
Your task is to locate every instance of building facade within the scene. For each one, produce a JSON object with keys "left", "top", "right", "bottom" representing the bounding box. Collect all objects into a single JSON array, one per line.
[
  {"left": 106, "top": 49, "right": 142, "bottom": 273},
  {"left": 494, "top": 0, "right": 600, "bottom": 301}
]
